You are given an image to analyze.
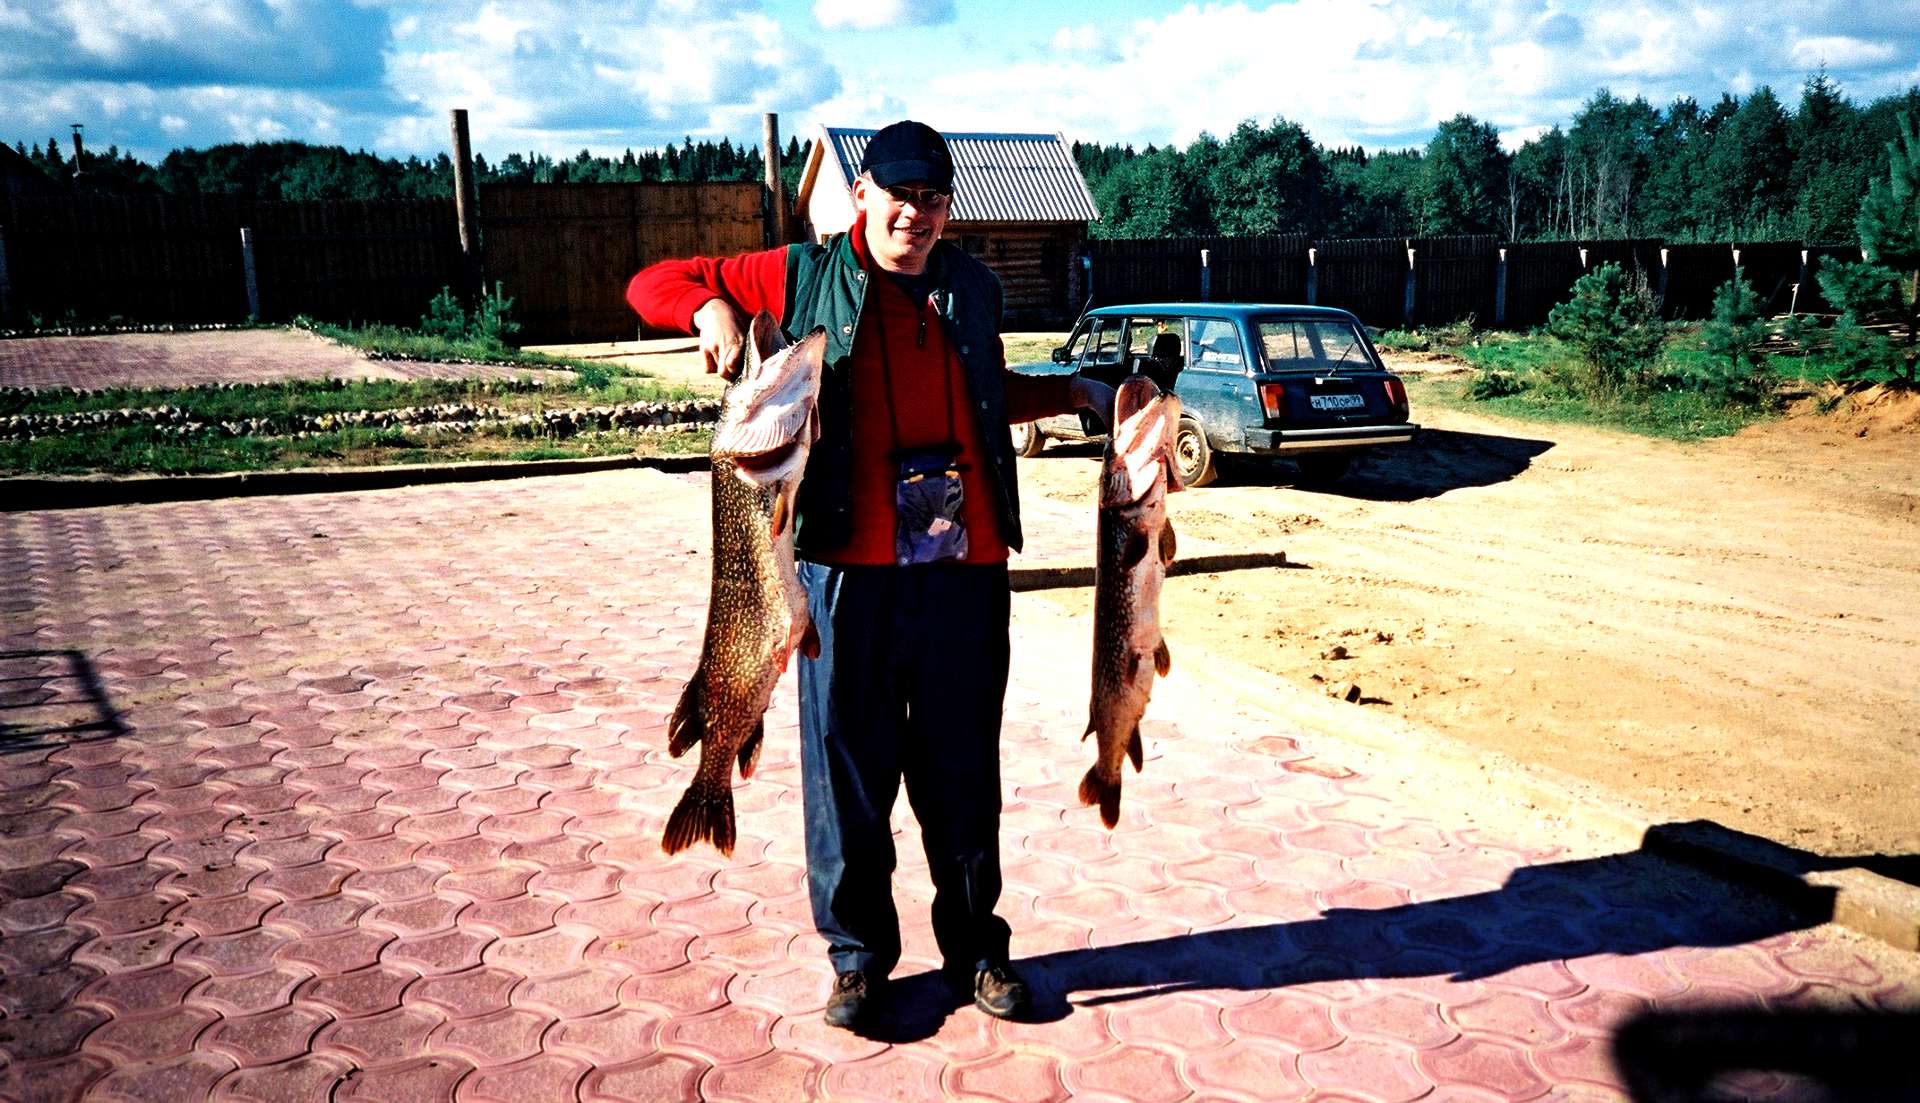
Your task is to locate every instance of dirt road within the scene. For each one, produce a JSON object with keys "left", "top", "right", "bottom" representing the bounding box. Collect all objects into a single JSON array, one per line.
[{"left": 1019, "top": 378, "right": 1920, "bottom": 869}]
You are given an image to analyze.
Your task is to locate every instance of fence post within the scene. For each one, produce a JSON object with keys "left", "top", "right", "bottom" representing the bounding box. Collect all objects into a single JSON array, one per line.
[
  {"left": 1402, "top": 244, "right": 1416, "bottom": 326},
  {"left": 240, "top": 227, "right": 260, "bottom": 319},
  {"left": 0, "top": 225, "right": 12, "bottom": 328},
  {"left": 1200, "top": 248, "right": 1211, "bottom": 302},
  {"left": 449, "top": 108, "right": 482, "bottom": 301},
  {"left": 763, "top": 113, "right": 786, "bottom": 248},
  {"left": 1305, "top": 247, "right": 1317, "bottom": 305},
  {"left": 1657, "top": 247, "right": 1670, "bottom": 311},
  {"left": 1793, "top": 249, "right": 1809, "bottom": 316},
  {"left": 1494, "top": 246, "right": 1507, "bottom": 326}
]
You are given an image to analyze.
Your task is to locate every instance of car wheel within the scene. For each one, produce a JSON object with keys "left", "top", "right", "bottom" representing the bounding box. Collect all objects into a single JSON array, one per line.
[
  {"left": 1010, "top": 420, "right": 1046, "bottom": 458},
  {"left": 1293, "top": 452, "right": 1352, "bottom": 486},
  {"left": 1174, "top": 415, "right": 1216, "bottom": 488}
]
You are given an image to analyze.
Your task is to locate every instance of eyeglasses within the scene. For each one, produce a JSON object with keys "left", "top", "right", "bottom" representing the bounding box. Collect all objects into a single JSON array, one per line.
[{"left": 880, "top": 183, "right": 952, "bottom": 211}]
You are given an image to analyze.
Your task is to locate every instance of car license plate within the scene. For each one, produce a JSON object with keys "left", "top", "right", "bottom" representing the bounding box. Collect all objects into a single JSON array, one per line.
[{"left": 1310, "top": 393, "right": 1365, "bottom": 410}]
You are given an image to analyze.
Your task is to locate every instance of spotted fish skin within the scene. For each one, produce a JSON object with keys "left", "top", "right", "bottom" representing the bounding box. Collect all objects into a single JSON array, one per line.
[
  {"left": 663, "top": 313, "right": 824, "bottom": 857},
  {"left": 1082, "top": 374, "right": 1183, "bottom": 829}
]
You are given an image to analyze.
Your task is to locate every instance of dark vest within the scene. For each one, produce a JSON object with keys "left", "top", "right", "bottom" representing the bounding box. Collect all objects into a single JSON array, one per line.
[{"left": 782, "top": 233, "right": 1024, "bottom": 558}]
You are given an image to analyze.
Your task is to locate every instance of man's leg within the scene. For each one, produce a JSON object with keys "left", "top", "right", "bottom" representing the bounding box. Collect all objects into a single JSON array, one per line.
[
  {"left": 897, "top": 562, "right": 1014, "bottom": 983},
  {"left": 796, "top": 561, "right": 907, "bottom": 981}
]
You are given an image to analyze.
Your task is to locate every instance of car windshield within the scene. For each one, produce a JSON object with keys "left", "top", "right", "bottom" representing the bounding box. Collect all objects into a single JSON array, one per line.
[{"left": 1256, "top": 320, "right": 1372, "bottom": 372}]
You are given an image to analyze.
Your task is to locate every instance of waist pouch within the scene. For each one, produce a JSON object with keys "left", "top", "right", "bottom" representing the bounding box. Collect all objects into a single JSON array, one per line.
[{"left": 894, "top": 445, "right": 968, "bottom": 565}]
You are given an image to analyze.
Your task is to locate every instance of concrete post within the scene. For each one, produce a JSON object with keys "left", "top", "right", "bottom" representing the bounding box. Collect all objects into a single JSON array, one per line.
[
  {"left": 1305, "top": 247, "right": 1317, "bottom": 305},
  {"left": 1403, "top": 245, "right": 1416, "bottom": 326},
  {"left": 763, "top": 113, "right": 785, "bottom": 247},
  {"left": 1200, "top": 248, "right": 1211, "bottom": 302},
  {"left": 449, "top": 108, "right": 482, "bottom": 300},
  {"left": 240, "top": 227, "right": 260, "bottom": 319},
  {"left": 1494, "top": 247, "right": 1508, "bottom": 326},
  {"left": 1657, "top": 247, "right": 1670, "bottom": 312}
]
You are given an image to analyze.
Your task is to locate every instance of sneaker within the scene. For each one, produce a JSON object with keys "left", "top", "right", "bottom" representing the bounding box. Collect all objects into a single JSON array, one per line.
[
  {"left": 972, "top": 962, "right": 1032, "bottom": 1021},
  {"left": 823, "top": 970, "right": 876, "bottom": 1029}
]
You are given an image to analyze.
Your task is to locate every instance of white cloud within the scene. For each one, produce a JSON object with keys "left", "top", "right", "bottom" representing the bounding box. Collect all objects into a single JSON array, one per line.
[
  {"left": 1790, "top": 35, "right": 1902, "bottom": 69},
  {"left": 813, "top": 0, "right": 955, "bottom": 31}
]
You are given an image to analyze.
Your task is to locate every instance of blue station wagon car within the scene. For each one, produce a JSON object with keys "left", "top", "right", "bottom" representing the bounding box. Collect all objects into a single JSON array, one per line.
[{"left": 1014, "top": 303, "right": 1418, "bottom": 487}]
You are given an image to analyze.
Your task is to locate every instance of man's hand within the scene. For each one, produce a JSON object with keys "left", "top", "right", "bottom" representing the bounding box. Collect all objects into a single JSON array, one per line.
[
  {"left": 1069, "top": 375, "right": 1117, "bottom": 431},
  {"left": 693, "top": 298, "right": 751, "bottom": 380}
]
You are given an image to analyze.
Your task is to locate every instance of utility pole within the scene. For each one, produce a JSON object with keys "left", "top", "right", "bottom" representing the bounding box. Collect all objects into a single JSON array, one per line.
[
  {"left": 763, "top": 113, "right": 786, "bottom": 247},
  {"left": 68, "top": 123, "right": 85, "bottom": 184},
  {"left": 449, "top": 109, "right": 482, "bottom": 302}
]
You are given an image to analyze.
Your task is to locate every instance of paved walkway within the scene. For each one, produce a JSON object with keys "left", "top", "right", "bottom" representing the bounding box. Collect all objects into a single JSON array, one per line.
[
  {"left": 0, "top": 331, "right": 573, "bottom": 392},
  {"left": 1, "top": 470, "right": 1915, "bottom": 1102}
]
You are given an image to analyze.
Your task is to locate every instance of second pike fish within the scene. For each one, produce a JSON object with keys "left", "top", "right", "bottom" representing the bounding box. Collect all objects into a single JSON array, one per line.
[
  {"left": 1081, "top": 373, "right": 1184, "bottom": 828},
  {"left": 663, "top": 312, "right": 825, "bottom": 856}
]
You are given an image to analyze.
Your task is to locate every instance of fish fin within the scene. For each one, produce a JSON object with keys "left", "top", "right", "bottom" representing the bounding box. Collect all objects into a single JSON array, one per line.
[
  {"left": 801, "top": 619, "right": 821, "bottom": 660},
  {"left": 1083, "top": 714, "right": 1096, "bottom": 741},
  {"left": 666, "top": 677, "right": 703, "bottom": 757},
  {"left": 1079, "top": 766, "right": 1121, "bottom": 829},
  {"left": 737, "top": 720, "right": 765, "bottom": 779},
  {"left": 1155, "top": 638, "right": 1172, "bottom": 677},
  {"left": 1160, "top": 520, "right": 1177, "bottom": 566},
  {"left": 1127, "top": 725, "right": 1144, "bottom": 772},
  {"left": 662, "top": 779, "right": 736, "bottom": 856},
  {"left": 771, "top": 486, "right": 791, "bottom": 538},
  {"left": 1120, "top": 528, "right": 1150, "bottom": 569}
]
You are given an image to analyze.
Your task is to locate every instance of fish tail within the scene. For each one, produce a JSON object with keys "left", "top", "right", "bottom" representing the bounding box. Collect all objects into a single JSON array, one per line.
[
  {"left": 1078, "top": 765, "right": 1122, "bottom": 829},
  {"left": 667, "top": 676, "right": 703, "bottom": 758},
  {"left": 662, "top": 777, "right": 736, "bottom": 856}
]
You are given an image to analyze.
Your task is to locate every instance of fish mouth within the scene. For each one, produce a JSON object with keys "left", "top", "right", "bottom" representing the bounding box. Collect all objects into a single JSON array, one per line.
[{"left": 731, "top": 438, "right": 802, "bottom": 475}]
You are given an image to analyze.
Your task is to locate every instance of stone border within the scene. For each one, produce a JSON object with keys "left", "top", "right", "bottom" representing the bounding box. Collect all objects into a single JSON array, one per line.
[{"left": 0, "top": 453, "right": 709, "bottom": 511}]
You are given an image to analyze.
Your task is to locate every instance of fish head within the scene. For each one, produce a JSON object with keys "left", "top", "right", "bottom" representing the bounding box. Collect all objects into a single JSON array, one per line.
[
  {"left": 1102, "top": 374, "right": 1181, "bottom": 508},
  {"left": 712, "top": 312, "right": 826, "bottom": 488}
]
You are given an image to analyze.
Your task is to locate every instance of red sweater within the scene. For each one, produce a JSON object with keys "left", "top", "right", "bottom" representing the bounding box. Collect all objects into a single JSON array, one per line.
[{"left": 627, "top": 219, "right": 1074, "bottom": 565}]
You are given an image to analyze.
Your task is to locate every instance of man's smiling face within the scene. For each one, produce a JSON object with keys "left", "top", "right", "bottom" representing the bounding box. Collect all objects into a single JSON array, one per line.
[{"left": 854, "top": 174, "right": 950, "bottom": 275}]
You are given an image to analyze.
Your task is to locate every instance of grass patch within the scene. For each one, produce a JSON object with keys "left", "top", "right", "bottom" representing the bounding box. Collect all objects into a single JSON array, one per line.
[
  {"left": 1004, "top": 334, "right": 1071, "bottom": 367},
  {"left": 1408, "top": 374, "right": 1772, "bottom": 441},
  {"left": 296, "top": 318, "right": 624, "bottom": 376},
  {"left": 2, "top": 424, "right": 710, "bottom": 476}
]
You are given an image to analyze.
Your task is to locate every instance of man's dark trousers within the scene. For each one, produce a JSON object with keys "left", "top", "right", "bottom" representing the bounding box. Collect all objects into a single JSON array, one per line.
[{"left": 795, "top": 559, "right": 1014, "bottom": 982}]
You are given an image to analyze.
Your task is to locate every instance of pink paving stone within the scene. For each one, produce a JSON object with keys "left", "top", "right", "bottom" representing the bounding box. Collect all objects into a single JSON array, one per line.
[
  {"left": 167, "top": 891, "right": 277, "bottom": 937},
  {"left": 91, "top": 1050, "right": 239, "bottom": 1103},
  {"left": 386, "top": 927, "right": 496, "bottom": 976},
  {"left": 1418, "top": 1035, "right": 1552, "bottom": 1100},
  {"left": 441, "top": 865, "right": 537, "bottom": 902},
  {"left": 366, "top": 894, "right": 467, "bottom": 936},
  {"left": 484, "top": 927, "right": 591, "bottom": 976},
  {"left": 278, "top": 927, "right": 393, "bottom": 974},
  {"left": 191, "top": 964, "right": 313, "bottom": 1017},
  {"left": 254, "top": 861, "right": 352, "bottom": 901},
  {"left": 327, "top": 833, "right": 424, "bottom": 870},
  {"left": 1064, "top": 1043, "right": 1188, "bottom": 1103},
  {"left": 82, "top": 962, "right": 208, "bottom": 1016},
  {"left": 1222, "top": 992, "right": 1345, "bottom": 1052},
  {"left": 503, "top": 832, "right": 594, "bottom": 867},
  {"left": 299, "top": 962, "right": 417, "bottom": 1018},
  {"left": 1665, "top": 946, "right": 1801, "bottom": 997},
  {"left": 215, "top": 1053, "right": 355, "bottom": 1102},
  {"left": 335, "top": 1055, "right": 475, "bottom": 1102},
  {"left": 513, "top": 966, "right": 624, "bottom": 1018},
  {"left": 1333, "top": 990, "right": 1459, "bottom": 1048},
  {"left": 945, "top": 1049, "right": 1070, "bottom": 1103},
  {"left": 435, "top": 1006, "right": 554, "bottom": 1068},
  {"left": 1298, "top": 1038, "right": 1435, "bottom": 1102},
  {"left": 80, "top": 1003, "right": 218, "bottom": 1063},
  {"left": 343, "top": 864, "right": 443, "bottom": 901},
  {"left": 268, "top": 892, "right": 374, "bottom": 938},
  {"left": 1, "top": 1054, "right": 114, "bottom": 1102},
  {"left": 1182, "top": 1041, "right": 1314, "bottom": 1100},
  {"left": 823, "top": 1049, "right": 946, "bottom": 1103},
  {"left": 704, "top": 1050, "right": 829, "bottom": 1103},
  {"left": 314, "top": 1004, "right": 443, "bottom": 1066},
  {"left": 204, "top": 1002, "right": 334, "bottom": 1067},
  {"left": 530, "top": 863, "right": 624, "bottom": 901},
  {"left": 548, "top": 1006, "right": 667, "bottom": 1065},
  {"left": 458, "top": 1053, "right": 593, "bottom": 1103},
  {"left": 583, "top": 1051, "right": 709, "bottom": 1103},
  {"left": 657, "top": 1002, "right": 778, "bottom": 1064},
  {"left": 316, "top": 807, "right": 406, "bottom": 841},
  {"left": 1106, "top": 994, "right": 1234, "bottom": 1053},
  {"left": 1449, "top": 990, "right": 1572, "bottom": 1045},
  {"left": 460, "top": 894, "right": 563, "bottom": 938},
  {"left": 1482, "top": 959, "right": 1588, "bottom": 1001},
  {"left": 0, "top": 1003, "right": 107, "bottom": 1062},
  {"left": 1531, "top": 1033, "right": 1629, "bottom": 1090}
]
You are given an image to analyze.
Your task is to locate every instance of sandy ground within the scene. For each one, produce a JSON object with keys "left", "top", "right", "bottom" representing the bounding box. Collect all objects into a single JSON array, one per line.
[{"left": 1018, "top": 376, "right": 1920, "bottom": 871}]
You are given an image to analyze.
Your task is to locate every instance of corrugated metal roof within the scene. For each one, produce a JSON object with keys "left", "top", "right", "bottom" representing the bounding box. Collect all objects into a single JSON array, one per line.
[{"left": 823, "top": 128, "right": 1099, "bottom": 224}]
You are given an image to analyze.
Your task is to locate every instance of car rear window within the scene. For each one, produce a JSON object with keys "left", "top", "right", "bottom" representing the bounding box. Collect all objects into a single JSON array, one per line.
[
  {"left": 1189, "top": 318, "right": 1245, "bottom": 370},
  {"left": 1257, "top": 320, "right": 1372, "bottom": 372}
]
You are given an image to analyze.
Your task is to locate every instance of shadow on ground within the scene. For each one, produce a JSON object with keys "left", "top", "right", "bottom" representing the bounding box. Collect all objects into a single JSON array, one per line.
[
  {"left": 1614, "top": 1006, "right": 1920, "bottom": 1102},
  {"left": 1218, "top": 428, "right": 1556, "bottom": 501},
  {"left": 0, "top": 650, "right": 128, "bottom": 754},
  {"left": 859, "top": 830, "right": 1860, "bottom": 1044}
]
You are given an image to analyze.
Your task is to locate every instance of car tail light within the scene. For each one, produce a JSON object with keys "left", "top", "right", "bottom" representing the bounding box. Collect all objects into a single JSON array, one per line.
[
  {"left": 1383, "top": 378, "right": 1408, "bottom": 413},
  {"left": 1258, "top": 382, "right": 1287, "bottom": 420}
]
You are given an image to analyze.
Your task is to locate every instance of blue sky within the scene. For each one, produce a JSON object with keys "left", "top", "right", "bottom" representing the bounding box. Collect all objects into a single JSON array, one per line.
[{"left": 4, "top": 0, "right": 1918, "bottom": 164}]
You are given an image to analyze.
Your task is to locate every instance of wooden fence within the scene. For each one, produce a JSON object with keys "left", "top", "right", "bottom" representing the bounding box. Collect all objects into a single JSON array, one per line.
[
  {"left": 1086, "top": 235, "right": 1862, "bottom": 330},
  {"left": 0, "top": 182, "right": 769, "bottom": 343}
]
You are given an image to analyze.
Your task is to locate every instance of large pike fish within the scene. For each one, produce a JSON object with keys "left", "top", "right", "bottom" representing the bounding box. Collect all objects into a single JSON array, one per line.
[
  {"left": 664, "top": 312, "right": 825, "bottom": 856},
  {"left": 1081, "top": 373, "right": 1184, "bottom": 828}
]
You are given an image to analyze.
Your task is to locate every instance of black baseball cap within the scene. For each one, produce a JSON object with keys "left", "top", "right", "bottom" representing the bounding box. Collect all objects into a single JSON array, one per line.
[{"left": 859, "top": 120, "right": 955, "bottom": 192}]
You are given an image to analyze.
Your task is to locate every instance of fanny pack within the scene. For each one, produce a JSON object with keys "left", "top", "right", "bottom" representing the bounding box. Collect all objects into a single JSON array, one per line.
[{"left": 894, "top": 445, "right": 968, "bottom": 565}]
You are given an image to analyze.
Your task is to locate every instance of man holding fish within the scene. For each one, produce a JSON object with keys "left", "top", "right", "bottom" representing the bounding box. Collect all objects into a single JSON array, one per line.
[{"left": 629, "top": 121, "right": 1114, "bottom": 1028}]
